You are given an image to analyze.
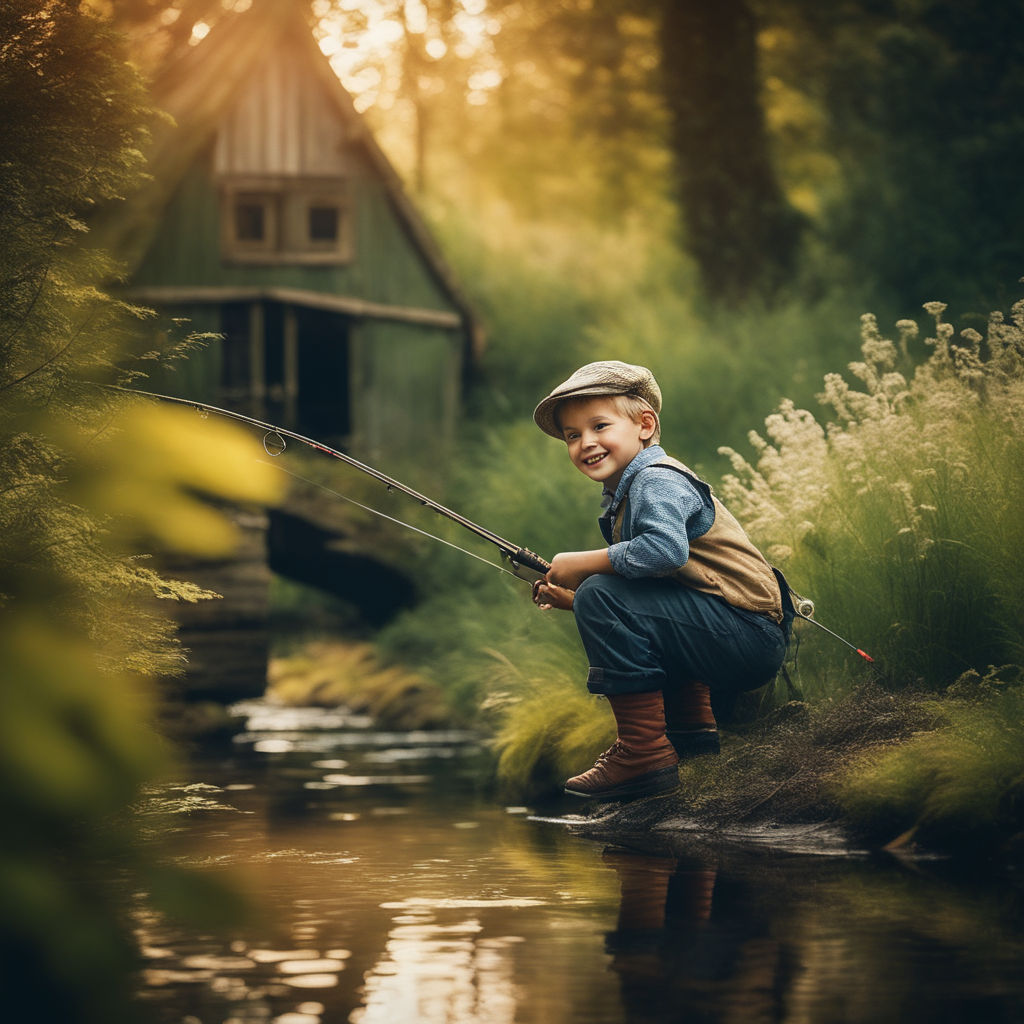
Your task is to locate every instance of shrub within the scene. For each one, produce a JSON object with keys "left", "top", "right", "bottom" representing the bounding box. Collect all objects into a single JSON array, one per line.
[
  {"left": 831, "top": 668, "right": 1024, "bottom": 851},
  {"left": 719, "top": 296, "right": 1024, "bottom": 692}
]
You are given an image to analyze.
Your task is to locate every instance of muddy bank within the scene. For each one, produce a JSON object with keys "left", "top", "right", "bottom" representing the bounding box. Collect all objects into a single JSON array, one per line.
[{"left": 559, "top": 684, "right": 1024, "bottom": 861}]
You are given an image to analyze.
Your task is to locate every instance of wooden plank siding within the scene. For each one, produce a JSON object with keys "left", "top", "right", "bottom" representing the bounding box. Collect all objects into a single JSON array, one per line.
[
  {"left": 213, "top": 43, "right": 353, "bottom": 179},
  {"left": 352, "top": 320, "right": 460, "bottom": 461},
  {"left": 129, "top": 158, "right": 455, "bottom": 317}
]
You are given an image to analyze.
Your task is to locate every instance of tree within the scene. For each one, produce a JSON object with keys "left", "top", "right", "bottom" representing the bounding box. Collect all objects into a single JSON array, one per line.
[{"left": 657, "top": 0, "right": 805, "bottom": 305}]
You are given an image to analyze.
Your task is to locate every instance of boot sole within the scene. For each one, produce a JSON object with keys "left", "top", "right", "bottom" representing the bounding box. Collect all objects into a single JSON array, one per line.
[{"left": 563, "top": 764, "right": 680, "bottom": 801}]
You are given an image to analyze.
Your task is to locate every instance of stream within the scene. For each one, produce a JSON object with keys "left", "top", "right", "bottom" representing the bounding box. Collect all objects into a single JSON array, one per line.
[{"left": 135, "top": 699, "right": 1024, "bottom": 1024}]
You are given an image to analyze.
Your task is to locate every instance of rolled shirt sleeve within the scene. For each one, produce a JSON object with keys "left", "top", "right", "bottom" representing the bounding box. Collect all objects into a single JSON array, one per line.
[{"left": 607, "top": 468, "right": 714, "bottom": 578}]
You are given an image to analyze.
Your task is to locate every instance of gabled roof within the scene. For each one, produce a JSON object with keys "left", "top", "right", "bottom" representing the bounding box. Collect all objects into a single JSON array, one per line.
[{"left": 93, "top": 3, "right": 479, "bottom": 346}]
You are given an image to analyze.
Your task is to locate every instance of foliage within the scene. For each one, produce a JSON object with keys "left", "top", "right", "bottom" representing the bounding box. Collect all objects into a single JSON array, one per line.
[
  {"left": 367, "top": 210, "right": 876, "bottom": 794},
  {"left": 106, "top": 0, "right": 1024, "bottom": 315},
  {"left": 719, "top": 295, "right": 1024, "bottom": 691},
  {"left": 92, "top": 1, "right": 1024, "bottom": 838},
  {"left": 0, "top": 3, "right": 282, "bottom": 1020},
  {"left": 789, "top": 0, "right": 1024, "bottom": 310},
  {"left": 371, "top": 286, "right": 1024, "bottom": 802},
  {"left": 831, "top": 668, "right": 1024, "bottom": 851},
  {"left": 429, "top": 187, "right": 868, "bottom": 462}
]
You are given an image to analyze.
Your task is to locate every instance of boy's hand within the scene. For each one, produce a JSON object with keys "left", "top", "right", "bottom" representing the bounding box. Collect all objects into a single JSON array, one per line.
[
  {"left": 532, "top": 579, "right": 575, "bottom": 612},
  {"left": 547, "top": 549, "right": 613, "bottom": 591}
]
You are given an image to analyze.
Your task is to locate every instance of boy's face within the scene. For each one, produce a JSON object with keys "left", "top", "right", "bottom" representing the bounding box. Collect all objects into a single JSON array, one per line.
[{"left": 557, "top": 396, "right": 655, "bottom": 491}]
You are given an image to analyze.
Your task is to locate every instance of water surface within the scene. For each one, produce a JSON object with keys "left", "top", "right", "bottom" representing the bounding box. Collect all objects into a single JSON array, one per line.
[{"left": 135, "top": 700, "right": 1024, "bottom": 1024}]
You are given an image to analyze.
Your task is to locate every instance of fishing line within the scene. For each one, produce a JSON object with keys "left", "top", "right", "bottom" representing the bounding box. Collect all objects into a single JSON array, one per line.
[
  {"left": 255, "top": 457, "right": 529, "bottom": 584},
  {"left": 99, "top": 385, "right": 551, "bottom": 583}
]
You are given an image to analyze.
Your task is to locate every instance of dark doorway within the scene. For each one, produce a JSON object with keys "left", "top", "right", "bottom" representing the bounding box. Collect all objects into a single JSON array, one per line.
[
  {"left": 217, "top": 301, "right": 350, "bottom": 440},
  {"left": 295, "top": 306, "right": 350, "bottom": 440},
  {"left": 219, "top": 301, "right": 252, "bottom": 405}
]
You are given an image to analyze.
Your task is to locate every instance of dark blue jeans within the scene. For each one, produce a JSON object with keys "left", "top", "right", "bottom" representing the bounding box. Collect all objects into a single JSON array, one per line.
[{"left": 574, "top": 574, "right": 787, "bottom": 697}]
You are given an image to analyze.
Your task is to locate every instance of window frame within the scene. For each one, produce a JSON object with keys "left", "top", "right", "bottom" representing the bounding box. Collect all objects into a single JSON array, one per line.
[{"left": 221, "top": 176, "right": 353, "bottom": 265}]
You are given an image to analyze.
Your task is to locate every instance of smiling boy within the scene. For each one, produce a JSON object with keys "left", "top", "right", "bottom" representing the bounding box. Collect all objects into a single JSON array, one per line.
[{"left": 532, "top": 361, "right": 788, "bottom": 800}]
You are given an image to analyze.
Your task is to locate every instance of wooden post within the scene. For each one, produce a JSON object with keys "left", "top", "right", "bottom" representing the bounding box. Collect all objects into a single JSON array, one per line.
[
  {"left": 283, "top": 304, "right": 299, "bottom": 427},
  {"left": 249, "top": 301, "right": 265, "bottom": 417}
]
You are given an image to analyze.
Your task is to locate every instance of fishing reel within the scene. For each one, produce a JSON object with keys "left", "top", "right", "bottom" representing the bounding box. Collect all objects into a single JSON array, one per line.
[{"left": 790, "top": 591, "right": 873, "bottom": 663}]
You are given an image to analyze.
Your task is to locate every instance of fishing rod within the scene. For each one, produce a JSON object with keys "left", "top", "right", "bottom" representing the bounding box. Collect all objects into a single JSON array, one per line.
[
  {"left": 791, "top": 596, "right": 874, "bottom": 663},
  {"left": 104, "top": 386, "right": 873, "bottom": 661},
  {"left": 103, "top": 386, "right": 552, "bottom": 584}
]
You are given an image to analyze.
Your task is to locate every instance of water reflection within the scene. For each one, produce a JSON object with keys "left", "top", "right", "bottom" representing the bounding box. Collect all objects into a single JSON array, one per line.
[
  {"left": 596, "top": 840, "right": 1024, "bottom": 1024},
  {"left": 134, "top": 700, "right": 1024, "bottom": 1024}
]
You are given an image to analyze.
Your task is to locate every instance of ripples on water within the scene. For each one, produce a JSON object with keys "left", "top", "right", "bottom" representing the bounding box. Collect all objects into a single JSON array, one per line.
[{"left": 134, "top": 699, "right": 1024, "bottom": 1024}]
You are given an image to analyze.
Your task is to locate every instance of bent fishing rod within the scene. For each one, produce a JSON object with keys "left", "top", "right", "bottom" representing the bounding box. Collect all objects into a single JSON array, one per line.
[
  {"left": 104, "top": 386, "right": 872, "bottom": 660},
  {"left": 103, "top": 386, "right": 552, "bottom": 583}
]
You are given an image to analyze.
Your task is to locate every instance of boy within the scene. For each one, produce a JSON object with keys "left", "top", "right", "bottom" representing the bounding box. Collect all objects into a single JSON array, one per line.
[{"left": 532, "top": 360, "right": 788, "bottom": 800}]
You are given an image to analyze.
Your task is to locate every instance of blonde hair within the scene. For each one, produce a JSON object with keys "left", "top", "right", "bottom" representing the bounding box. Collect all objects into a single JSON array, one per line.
[{"left": 554, "top": 394, "right": 662, "bottom": 445}]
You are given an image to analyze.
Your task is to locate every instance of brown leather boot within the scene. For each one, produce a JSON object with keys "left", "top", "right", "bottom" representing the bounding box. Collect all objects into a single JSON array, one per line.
[
  {"left": 663, "top": 680, "right": 720, "bottom": 759},
  {"left": 564, "top": 691, "right": 680, "bottom": 800}
]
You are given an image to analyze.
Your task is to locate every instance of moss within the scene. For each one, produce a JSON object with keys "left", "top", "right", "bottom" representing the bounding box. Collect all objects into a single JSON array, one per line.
[{"left": 830, "top": 673, "right": 1024, "bottom": 853}]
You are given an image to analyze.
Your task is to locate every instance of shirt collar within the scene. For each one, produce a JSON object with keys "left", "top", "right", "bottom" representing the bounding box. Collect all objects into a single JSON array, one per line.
[{"left": 601, "top": 444, "right": 666, "bottom": 510}]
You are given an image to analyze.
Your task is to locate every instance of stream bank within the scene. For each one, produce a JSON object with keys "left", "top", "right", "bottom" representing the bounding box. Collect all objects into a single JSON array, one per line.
[
  {"left": 136, "top": 696, "right": 1024, "bottom": 1024},
  {"left": 245, "top": 643, "right": 1024, "bottom": 860}
]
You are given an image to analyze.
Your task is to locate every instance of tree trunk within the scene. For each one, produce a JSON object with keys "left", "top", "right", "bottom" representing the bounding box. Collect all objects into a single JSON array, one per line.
[{"left": 659, "top": 0, "right": 803, "bottom": 305}]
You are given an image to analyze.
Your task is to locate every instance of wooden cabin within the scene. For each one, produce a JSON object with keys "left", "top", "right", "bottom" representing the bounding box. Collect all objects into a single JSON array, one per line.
[
  {"left": 89, "top": 6, "right": 481, "bottom": 700},
  {"left": 97, "top": 4, "right": 478, "bottom": 457}
]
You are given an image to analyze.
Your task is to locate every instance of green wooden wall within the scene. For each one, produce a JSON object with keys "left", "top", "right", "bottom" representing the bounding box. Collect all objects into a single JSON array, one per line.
[
  {"left": 130, "top": 145, "right": 456, "bottom": 315},
  {"left": 351, "top": 319, "right": 460, "bottom": 467}
]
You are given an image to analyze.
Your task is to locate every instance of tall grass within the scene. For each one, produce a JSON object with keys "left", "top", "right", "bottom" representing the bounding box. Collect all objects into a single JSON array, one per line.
[
  {"left": 720, "top": 299, "right": 1024, "bottom": 693},
  {"left": 374, "top": 288, "right": 1024, "bottom": 799}
]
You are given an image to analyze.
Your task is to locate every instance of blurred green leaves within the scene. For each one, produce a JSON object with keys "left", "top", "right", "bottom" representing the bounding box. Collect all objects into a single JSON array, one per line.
[
  {"left": 0, "top": 3, "right": 282, "bottom": 1020},
  {"left": 69, "top": 402, "right": 283, "bottom": 558}
]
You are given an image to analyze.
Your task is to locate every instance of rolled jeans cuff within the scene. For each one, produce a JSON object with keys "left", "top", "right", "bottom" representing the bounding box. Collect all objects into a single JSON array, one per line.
[{"left": 586, "top": 666, "right": 664, "bottom": 696}]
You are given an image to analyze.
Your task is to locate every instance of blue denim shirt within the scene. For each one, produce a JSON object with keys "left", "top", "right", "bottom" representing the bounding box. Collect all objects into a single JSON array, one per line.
[{"left": 598, "top": 445, "right": 716, "bottom": 578}]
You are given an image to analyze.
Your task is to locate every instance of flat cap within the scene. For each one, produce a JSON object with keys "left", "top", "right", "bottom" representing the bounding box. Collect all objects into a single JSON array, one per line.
[{"left": 533, "top": 360, "right": 662, "bottom": 439}]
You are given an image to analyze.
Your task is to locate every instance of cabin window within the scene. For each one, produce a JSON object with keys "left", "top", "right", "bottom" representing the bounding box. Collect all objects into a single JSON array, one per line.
[
  {"left": 221, "top": 177, "right": 352, "bottom": 264},
  {"left": 232, "top": 193, "right": 277, "bottom": 250},
  {"left": 235, "top": 201, "right": 267, "bottom": 242},
  {"left": 308, "top": 204, "right": 339, "bottom": 243}
]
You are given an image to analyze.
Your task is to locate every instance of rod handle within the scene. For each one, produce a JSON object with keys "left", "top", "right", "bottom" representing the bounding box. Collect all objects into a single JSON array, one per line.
[{"left": 513, "top": 548, "right": 552, "bottom": 575}]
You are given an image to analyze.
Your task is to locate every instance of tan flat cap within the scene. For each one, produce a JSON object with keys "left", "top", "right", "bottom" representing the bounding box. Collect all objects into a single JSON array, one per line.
[{"left": 533, "top": 360, "right": 662, "bottom": 438}]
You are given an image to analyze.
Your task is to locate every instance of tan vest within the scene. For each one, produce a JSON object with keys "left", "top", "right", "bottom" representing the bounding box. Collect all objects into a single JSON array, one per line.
[{"left": 612, "top": 456, "right": 783, "bottom": 623}]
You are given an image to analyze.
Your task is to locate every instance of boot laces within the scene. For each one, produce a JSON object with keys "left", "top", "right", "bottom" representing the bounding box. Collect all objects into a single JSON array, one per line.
[{"left": 593, "top": 741, "right": 627, "bottom": 767}]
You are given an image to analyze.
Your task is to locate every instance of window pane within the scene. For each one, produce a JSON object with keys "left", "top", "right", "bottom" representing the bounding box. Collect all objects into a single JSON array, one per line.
[
  {"left": 235, "top": 201, "right": 266, "bottom": 242},
  {"left": 308, "top": 205, "right": 339, "bottom": 242}
]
